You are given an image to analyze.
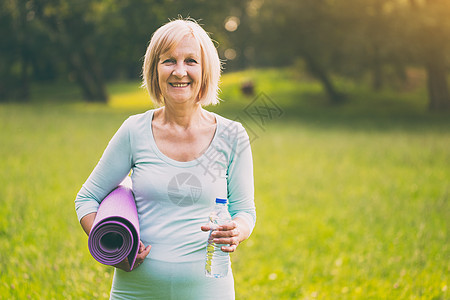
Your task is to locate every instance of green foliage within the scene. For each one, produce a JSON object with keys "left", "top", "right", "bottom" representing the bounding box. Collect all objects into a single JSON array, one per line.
[
  {"left": 2, "top": 0, "right": 450, "bottom": 107},
  {"left": 0, "top": 69, "right": 448, "bottom": 299}
]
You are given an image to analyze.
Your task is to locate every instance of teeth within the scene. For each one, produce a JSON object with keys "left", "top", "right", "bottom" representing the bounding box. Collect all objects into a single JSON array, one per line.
[{"left": 171, "top": 83, "right": 189, "bottom": 87}]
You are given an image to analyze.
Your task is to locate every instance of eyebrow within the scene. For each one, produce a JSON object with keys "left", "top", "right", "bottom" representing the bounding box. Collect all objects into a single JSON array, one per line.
[{"left": 160, "top": 53, "right": 200, "bottom": 60}]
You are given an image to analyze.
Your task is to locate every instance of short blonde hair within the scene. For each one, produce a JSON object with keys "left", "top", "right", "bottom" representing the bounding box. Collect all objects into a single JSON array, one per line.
[{"left": 142, "top": 18, "right": 221, "bottom": 106}]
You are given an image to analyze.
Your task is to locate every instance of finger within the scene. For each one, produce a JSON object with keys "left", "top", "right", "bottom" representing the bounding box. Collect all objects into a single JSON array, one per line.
[
  {"left": 221, "top": 244, "right": 237, "bottom": 253},
  {"left": 213, "top": 238, "right": 231, "bottom": 245},
  {"left": 217, "top": 221, "right": 237, "bottom": 231},
  {"left": 212, "top": 228, "right": 239, "bottom": 238},
  {"left": 137, "top": 245, "right": 151, "bottom": 259},
  {"left": 139, "top": 241, "right": 145, "bottom": 253},
  {"left": 133, "top": 245, "right": 151, "bottom": 268},
  {"left": 213, "top": 236, "right": 240, "bottom": 246},
  {"left": 201, "top": 224, "right": 211, "bottom": 232},
  {"left": 142, "top": 245, "right": 151, "bottom": 257}
]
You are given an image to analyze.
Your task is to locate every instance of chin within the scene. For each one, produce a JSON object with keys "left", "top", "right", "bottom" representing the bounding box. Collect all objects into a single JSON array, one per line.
[{"left": 166, "top": 97, "right": 197, "bottom": 105}]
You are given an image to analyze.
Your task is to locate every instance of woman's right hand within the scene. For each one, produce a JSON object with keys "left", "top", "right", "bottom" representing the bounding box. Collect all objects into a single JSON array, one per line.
[{"left": 113, "top": 241, "right": 151, "bottom": 272}]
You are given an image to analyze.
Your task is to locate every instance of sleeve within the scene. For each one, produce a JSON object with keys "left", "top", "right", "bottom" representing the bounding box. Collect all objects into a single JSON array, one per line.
[
  {"left": 226, "top": 123, "right": 256, "bottom": 235},
  {"left": 74, "top": 118, "right": 133, "bottom": 222}
]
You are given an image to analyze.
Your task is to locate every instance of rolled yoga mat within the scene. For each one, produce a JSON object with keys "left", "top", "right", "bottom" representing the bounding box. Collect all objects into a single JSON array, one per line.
[{"left": 88, "top": 185, "right": 140, "bottom": 270}]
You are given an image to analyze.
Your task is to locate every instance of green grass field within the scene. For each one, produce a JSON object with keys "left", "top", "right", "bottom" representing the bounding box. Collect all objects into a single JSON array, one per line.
[{"left": 1, "top": 68, "right": 449, "bottom": 299}]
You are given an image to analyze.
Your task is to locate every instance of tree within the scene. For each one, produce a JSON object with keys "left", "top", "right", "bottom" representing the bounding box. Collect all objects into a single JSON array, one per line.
[
  {"left": 253, "top": 0, "right": 345, "bottom": 104},
  {"left": 0, "top": 0, "right": 242, "bottom": 103},
  {"left": 418, "top": 0, "right": 450, "bottom": 110},
  {"left": 0, "top": 0, "right": 34, "bottom": 101},
  {"left": 32, "top": 0, "right": 109, "bottom": 102},
  {"left": 399, "top": 0, "right": 450, "bottom": 110}
]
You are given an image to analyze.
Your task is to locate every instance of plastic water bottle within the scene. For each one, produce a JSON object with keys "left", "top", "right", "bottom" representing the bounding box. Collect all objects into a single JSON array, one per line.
[{"left": 205, "top": 198, "right": 232, "bottom": 278}]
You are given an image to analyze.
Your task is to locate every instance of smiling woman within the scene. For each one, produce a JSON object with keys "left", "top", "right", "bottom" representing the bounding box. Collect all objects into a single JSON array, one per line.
[
  {"left": 75, "top": 18, "right": 256, "bottom": 300},
  {"left": 157, "top": 35, "right": 202, "bottom": 106},
  {"left": 142, "top": 18, "right": 222, "bottom": 107}
]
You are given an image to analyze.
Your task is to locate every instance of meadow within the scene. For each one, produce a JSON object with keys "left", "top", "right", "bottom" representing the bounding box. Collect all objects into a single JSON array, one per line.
[{"left": 0, "top": 68, "right": 449, "bottom": 299}]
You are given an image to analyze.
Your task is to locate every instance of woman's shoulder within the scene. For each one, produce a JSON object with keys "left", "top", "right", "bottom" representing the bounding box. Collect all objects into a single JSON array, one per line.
[
  {"left": 113, "top": 109, "right": 156, "bottom": 138},
  {"left": 213, "top": 112, "right": 240, "bottom": 128},
  {"left": 213, "top": 112, "right": 248, "bottom": 143},
  {"left": 128, "top": 109, "right": 155, "bottom": 120},
  {"left": 122, "top": 109, "right": 155, "bottom": 127}
]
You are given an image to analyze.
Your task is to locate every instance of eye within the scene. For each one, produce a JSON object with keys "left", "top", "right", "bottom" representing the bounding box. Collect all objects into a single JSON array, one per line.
[
  {"left": 186, "top": 58, "right": 198, "bottom": 64},
  {"left": 162, "top": 58, "right": 175, "bottom": 64}
]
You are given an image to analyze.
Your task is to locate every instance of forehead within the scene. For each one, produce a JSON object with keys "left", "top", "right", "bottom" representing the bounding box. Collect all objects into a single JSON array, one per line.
[{"left": 161, "top": 35, "right": 201, "bottom": 58}]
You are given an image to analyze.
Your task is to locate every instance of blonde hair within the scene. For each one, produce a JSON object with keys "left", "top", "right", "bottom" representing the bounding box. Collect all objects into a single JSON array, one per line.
[{"left": 142, "top": 18, "right": 221, "bottom": 106}]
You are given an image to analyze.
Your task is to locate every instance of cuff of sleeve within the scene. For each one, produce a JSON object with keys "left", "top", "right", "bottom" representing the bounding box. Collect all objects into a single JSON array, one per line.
[
  {"left": 76, "top": 203, "right": 100, "bottom": 222},
  {"left": 233, "top": 212, "right": 256, "bottom": 236}
]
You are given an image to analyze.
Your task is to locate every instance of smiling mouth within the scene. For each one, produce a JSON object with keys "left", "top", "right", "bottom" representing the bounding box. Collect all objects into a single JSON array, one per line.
[{"left": 170, "top": 83, "right": 190, "bottom": 87}]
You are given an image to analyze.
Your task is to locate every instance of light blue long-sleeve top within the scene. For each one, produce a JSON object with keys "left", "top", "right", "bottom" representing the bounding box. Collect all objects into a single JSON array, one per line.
[{"left": 75, "top": 109, "right": 256, "bottom": 299}]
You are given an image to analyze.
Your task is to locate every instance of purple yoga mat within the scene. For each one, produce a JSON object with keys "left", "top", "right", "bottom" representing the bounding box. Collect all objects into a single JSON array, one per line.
[{"left": 88, "top": 185, "right": 140, "bottom": 270}]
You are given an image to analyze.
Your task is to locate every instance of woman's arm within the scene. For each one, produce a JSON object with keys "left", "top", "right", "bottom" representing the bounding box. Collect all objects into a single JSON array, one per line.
[
  {"left": 80, "top": 212, "right": 97, "bottom": 235},
  {"left": 226, "top": 123, "right": 256, "bottom": 239},
  {"left": 201, "top": 122, "right": 256, "bottom": 252},
  {"left": 75, "top": 117, "right": 151, "bottom": 271},
  {"left": 75, "top": 117, "right": 133, "bottom": 223}
]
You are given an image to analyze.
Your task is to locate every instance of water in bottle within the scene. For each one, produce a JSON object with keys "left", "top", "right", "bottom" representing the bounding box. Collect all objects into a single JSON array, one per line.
[{"left": 205, "top": 198, "right": 232, "bottom": 278}]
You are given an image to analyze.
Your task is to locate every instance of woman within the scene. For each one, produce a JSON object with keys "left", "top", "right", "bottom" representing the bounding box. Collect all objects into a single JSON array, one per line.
[{"left": 75, "top": 18, "right": 256, "bottom": 299}]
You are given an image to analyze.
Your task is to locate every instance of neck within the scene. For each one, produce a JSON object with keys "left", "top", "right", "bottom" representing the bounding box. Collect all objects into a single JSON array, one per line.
[{"left": 162, "top": 101, "right": 203, "bottom": 128}]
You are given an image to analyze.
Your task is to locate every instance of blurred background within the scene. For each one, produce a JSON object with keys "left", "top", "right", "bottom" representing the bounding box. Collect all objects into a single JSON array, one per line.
[
  {"left": 1, "top": 0, "right": 449, "bottom": 299},
  {"left": 1, "top": 0, "right": 450, "bottom": 109}
]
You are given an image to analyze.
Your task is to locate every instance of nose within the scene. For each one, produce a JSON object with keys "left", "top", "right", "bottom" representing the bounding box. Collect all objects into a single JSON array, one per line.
[{"left": 172, "top": 62, "right": 187, "bottom": 78}]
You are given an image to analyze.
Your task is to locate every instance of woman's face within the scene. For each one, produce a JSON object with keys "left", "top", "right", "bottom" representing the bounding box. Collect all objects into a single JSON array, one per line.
[{"left": 158, "top": 35, "right": 202, "bottom": 106}]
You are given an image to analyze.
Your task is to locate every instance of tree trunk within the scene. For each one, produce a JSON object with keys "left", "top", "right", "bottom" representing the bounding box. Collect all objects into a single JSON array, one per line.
[
  {"left": 421, "top": 0, "right": 450, "bottom": 110},
  {"left": 371, "top": 44, "right": 383, "bottom": 91},
  {"left": 302, "top": 52, "right": 344, "bottom": 104},
  {"left": 425, "top": 55, "right": 450, "bottom": 110},
  {"left": 18, "top": 45, "right": 31, "bottom": 102},
  {"left": 68, "top": 50, "right": 108, "bottom": 103},
  {"left": 38, "top": 11, "right": 108, "bottom": 103},
  {"left": 12, "top": 0, "right": 30, "bottom": 102},
  {"left": 370, "top": 1, "right": 384, "bottom": 92}
]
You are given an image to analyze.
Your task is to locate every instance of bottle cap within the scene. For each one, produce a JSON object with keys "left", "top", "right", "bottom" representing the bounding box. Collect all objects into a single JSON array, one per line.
[{"left": 215, "top": 198, "right": 227, "bottom": 204}]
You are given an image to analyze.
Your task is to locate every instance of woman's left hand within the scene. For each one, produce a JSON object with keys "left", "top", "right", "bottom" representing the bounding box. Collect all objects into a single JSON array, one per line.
[
  {"left": 201, "top": 221, "right": 241, "bottom": 253},
  {"left": 113, "top": 240, "right": 151, "bottom": 272}
]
